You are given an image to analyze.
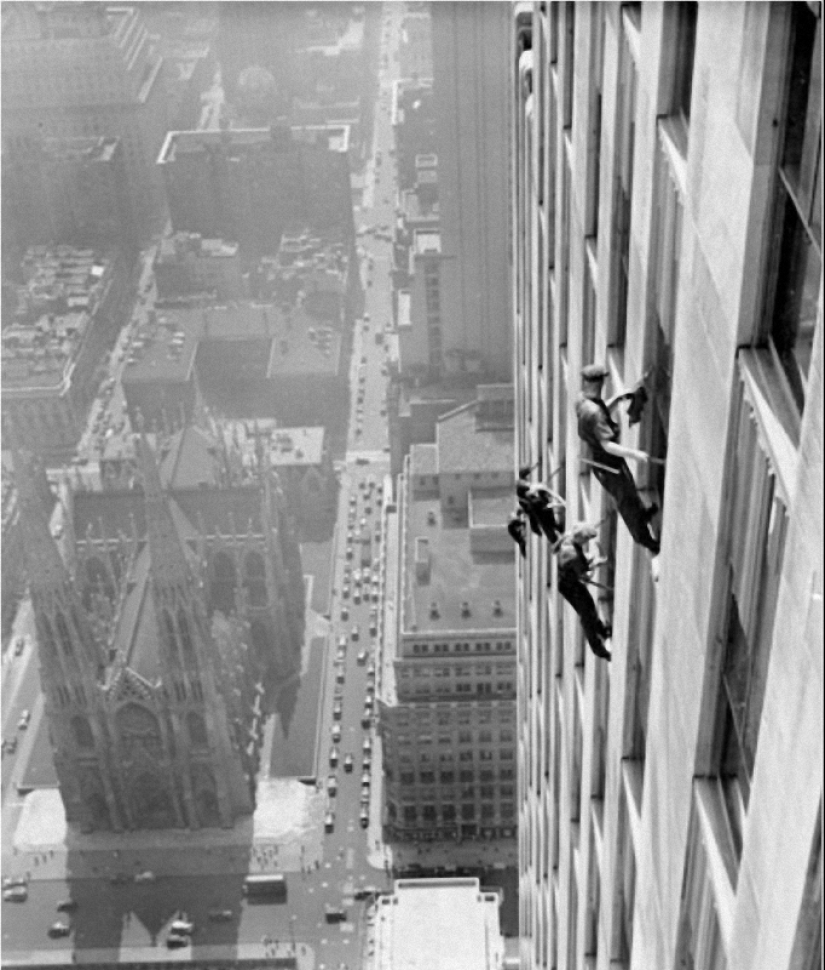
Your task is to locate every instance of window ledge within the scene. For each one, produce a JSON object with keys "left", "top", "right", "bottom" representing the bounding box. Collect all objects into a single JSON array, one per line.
[
  {"left": 621, "top": 758, "right": 644, "bottom": 854},
  {"left": 657, "top": 116, "right": 689, "bottom": 201},
  {"left": 694, "top": 779, "right": 738, "bottom": 950},
  {"left": 738, "top": 349, "right": 800, "bottom": 504},
  {"left": 621, "top": 7, "right": 642, "bottom": 64}
]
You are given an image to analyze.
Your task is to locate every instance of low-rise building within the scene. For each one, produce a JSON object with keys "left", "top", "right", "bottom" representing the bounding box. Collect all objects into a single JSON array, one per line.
[
  {"left": 154, "top": 232, "right": 246, "bottom": 301},
  {"left": 219, "top": 421, "right": 336, "bottom": 540},
  {"left": 371, "top": 878, "right": 505, "bottom": 970},
  {"left": 380, "top": 388, "right": 517, "bottom": 842},
  {"left": 1, "top": 247, "right": 131, "bottom": 457},
  {"left": 121, "top": 301, "right": 346, "bottom": 432}
]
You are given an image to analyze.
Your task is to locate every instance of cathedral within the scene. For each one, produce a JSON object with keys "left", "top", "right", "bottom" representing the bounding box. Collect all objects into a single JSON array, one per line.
[{"left": 16, "top": 419, "right": 305, "bottom": 832}]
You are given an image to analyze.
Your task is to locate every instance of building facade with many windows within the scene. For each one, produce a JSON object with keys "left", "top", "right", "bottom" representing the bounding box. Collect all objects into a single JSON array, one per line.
[
  {"left": 380, "top": 391, "right": 519, "bottom": 841},
  {"left": 512, "top": 3, "right": 821, "bottom": 970}
]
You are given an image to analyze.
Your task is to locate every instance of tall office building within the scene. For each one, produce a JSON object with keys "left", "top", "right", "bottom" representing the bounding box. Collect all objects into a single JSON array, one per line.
[
  {"left": 380, "top": 387, "right": 519, "bottom": 842},
  {"left": 1, "top": 2, "right": 169, "bottom": 242},
  {"left": 430, "top": 2, "right": 512, "bottom": 381},
  {"left": 511, "top": 4, "right": 821, "bottom": 970}
]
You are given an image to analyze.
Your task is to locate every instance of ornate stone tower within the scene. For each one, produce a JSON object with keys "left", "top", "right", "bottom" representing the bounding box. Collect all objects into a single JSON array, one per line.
[{"left": 15, "top": 447, "right": 121, "bottom": 831}]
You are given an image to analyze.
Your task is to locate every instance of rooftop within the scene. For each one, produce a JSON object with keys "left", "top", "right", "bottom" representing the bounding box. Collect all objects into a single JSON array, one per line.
[
  {"left": 157, "top": 124, "right": 350, "bottom": 166},
  {"left": 220, "top": 421, "right": 326, "bottom": 468},
  {"left": 414, "top": 230, "right": 441, "bottom": 255},
  {"left": 121, "top": 302, "right": 342, "bottom": 385},
  {"left": 436, "top": 402, "right": 513, "bottom": 476},
  {"left": 373, "top": 878, "right": 504, "bottom": 970},
  {"left": 401, "top": 490, "right": 515, "bottom": 634},
  {"left": 2, "top": 247, "right": 112, "bottom": 392}
]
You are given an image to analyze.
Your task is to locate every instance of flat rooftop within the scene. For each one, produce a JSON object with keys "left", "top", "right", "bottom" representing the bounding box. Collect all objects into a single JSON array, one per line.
[
  {"left": 2, "top": 247, "right": 113, "bottom": 392},
  {"left": 401, "top": 492, "right": 515, "bottom": 634},
  {"left": 221, "top": 421, "right": 326, "bottom": 468},
  {"left": 158, "top": 124, "right": 350, "bottom": 166},
  {"left": 121, "top": 302, "right": 342, "bottom": 384},
  {"left": 373, "top": 878, "right": 504, "bottom": 970},
  {"left": 437, "top": 404, "right": 513, "bottom": 476}
]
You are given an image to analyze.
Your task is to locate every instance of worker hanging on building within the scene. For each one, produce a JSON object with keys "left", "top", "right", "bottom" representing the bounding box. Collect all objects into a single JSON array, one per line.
[
  {"left": 575, "top": 364, "right": 661, "bottom": 555},
  {"left": 515, "top": 465, "right": 566, "bottom": 544},
  {"left": 553, "top": 522, "right": 612, "bottom": 662},
  {"left": 507, "top": 510, "right": 528, "bottom": 558}
]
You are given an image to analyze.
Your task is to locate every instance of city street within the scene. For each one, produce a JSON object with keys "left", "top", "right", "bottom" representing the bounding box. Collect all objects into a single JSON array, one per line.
[{"left": 1, "top": 4, "right": 406, "bottom": 968}]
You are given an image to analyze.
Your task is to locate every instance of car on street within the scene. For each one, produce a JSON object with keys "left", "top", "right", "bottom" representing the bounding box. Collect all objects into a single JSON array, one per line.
[
  {"left": 342, "top": 585, "right": 350, "bottom": 599},
  {"left": 18, "top": 710, "right": 30, "bottom": 730},
  {"left": 170, "top": 918, "right": 194, "bottom": 935},
  {"left": 344, "top": 754, "right": 354, "bottom": 773},
  {"left": 3, "top": 885, "right": 27, "bottom": 902},
  {"left": 346, "top": 546, "right": 353, "bottom": 560},
  {"left": 327, "top": 775, "right": 338, "bottom": 796},
  {"left": 335, "top": 648, "right": 346, "bottom": 664},
  {"left": 361, "top": 712, "right": 372, "bottom": 729},
  {"left": 359, "top": 809, "right": 370, "bottom": 829},
  {"left": 14, "top": 637, "right": 25, "bottom": 656},
  {"left": 329, "top": 747, "right": 339, "bottom": 767},
  {"left": 369, "top": 620, "right": 377, "bottom": 636},
  {"left": 351, "top": 624, "right": 360, "bottom": 641},
  {"left": 56, "top": 899, "right": 77, "bottom": 912},
  {"left": 338, "top": 635, "right": 348, "bottom": 649},
  {"left": 134, "top": 870, "right": 156, "bottom": 883},
  {"left": 331, "top": 724, "right": 342, "bottom": 742},
  {"left": 166, "top": 933, "right": 189, "bottom": 949},
  {"left": 353, "top": 591, "right": 361, "bottom": 605},
  {"left": 355, "top": 885, "right": 381, "bottom": 899},
  {"left": 48, "top": 922, "right": 71, "bottom": 938},
  {"left": 357, "top": 650, "right": 368, "bottom": 666},
  {"left": 333, "top": 699, "right": 343, "bottom": 720},
  {"left": 336, "top": 667, "right": 346, "bottom": 685},
  {"left": 325, "top": 903, "right": 346, "bottom": 922},
  {"left": 324, "top": 812, "right": 335, "bottom": 833},
  {"left": 367, "top": 663, "right": 376, "bottom": 678}
]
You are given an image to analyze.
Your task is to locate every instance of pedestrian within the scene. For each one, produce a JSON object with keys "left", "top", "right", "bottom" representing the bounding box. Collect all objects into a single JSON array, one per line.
[
  {"left": 554, "top": 523, "right": 612, "bottom": 661},
  {"left": 575, "top": 364, "right": 660, "bottom": 555}
]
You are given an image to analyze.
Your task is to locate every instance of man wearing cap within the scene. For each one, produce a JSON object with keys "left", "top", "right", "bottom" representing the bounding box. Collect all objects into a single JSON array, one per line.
[
  {"left": 554, "top": 523, "right": 612, "bottom": 661},
  {"left": 575, "top": 363, "right": 660, "bottom": 555}
]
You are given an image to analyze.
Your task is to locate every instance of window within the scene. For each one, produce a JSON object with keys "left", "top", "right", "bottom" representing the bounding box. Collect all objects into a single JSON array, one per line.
[
  {"left": 642, "top": 141, "right": 683, "bottom": 497},
  {"left": 674, "top": 810, "right": 730, "bottom": 970},
  {"left": 708, "top": 364, "right": 790, "bottom": 859},
  {"left": 610, "top": 22, "right": 638, "bottom": 351},
  {"left": 561, "top": 2, "right": 576, "bottom": 128},
  {"left": 762, "top": 2, "right": 821, "bottom": 414},
  {"left": 671, "top": 2, "right": 698, "bottom": 125}
]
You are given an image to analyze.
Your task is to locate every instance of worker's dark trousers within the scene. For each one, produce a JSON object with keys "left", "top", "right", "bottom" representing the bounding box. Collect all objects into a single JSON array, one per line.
[
  {"left": 558, "top": 571, "right": 610, "bottom": 659},
  {"left": 536, "top": 507, "right": 564, "bottom": 544},
  {"left": 593, "top": 460, "right": 659, "bottom": 553}
]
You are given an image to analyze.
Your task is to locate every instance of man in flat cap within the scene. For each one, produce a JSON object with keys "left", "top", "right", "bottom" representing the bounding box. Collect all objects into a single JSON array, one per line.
[
  {"left": 575, "top": 363, "right": 660, "bottom": 554},
  {"left": 554, "top": 522, "right": 612, "bottom": 661}
]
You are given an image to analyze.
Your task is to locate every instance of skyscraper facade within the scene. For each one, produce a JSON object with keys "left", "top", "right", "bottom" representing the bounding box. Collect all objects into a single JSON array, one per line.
[
  {"left": 1, "top": 2, "right": 169, "bottom": 242},
  {"left": 430, "top": 1, "right": 512, "bottom": 381},
  {"left": 512, "top": 4, "right": 821, "bottom": 969}
]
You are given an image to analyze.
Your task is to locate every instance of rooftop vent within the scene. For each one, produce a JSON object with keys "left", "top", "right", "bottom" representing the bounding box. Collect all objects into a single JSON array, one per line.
[
  {"left": 461, "top": 601, "right": 471, "bottom": 618},
  {"left": 426, "top": 510, "right": 436, "bottom": 525},
  {"left": 429, "top": 601, "right": 440, "bottom": 619},
  {"left": 493, "top": 599, "right": 503, "bottom": 616}
]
